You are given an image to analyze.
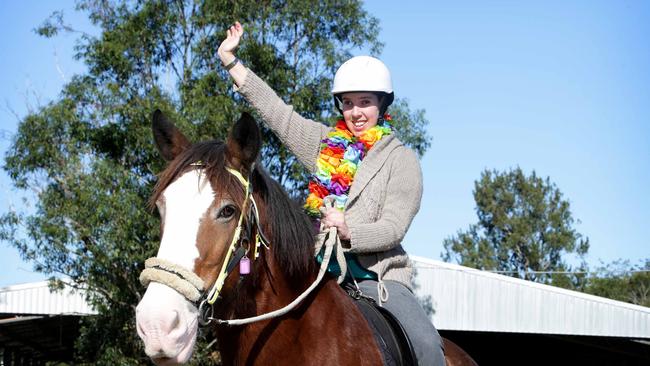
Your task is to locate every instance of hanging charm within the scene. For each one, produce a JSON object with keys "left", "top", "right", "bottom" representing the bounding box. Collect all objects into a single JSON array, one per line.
[{"left": 239, "top": 255, "right": 251, "bottom": 275}]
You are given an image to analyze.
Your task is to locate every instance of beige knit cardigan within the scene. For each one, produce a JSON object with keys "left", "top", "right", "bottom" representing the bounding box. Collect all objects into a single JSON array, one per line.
[{"left": 236, "top": 69, "right": 423, "bottom": 293}]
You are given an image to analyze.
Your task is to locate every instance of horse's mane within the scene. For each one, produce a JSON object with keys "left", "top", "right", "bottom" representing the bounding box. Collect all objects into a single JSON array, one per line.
[{"left": 151, "top": 140, "right": 317, "bottom": 284}]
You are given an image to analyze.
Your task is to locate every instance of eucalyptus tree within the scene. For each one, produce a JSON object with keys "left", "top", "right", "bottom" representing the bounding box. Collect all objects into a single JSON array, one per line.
[
  {"left": 442, "top": 168, "right": 589, "bottom": 288},
  {"left": 1, "top": 1, "right": 431, "bottom": 363}
]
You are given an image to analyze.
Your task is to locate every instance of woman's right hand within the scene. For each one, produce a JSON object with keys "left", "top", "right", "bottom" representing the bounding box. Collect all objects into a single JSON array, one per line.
[{"left": 218, "top": 21, "right": 243, "bottom": 65}]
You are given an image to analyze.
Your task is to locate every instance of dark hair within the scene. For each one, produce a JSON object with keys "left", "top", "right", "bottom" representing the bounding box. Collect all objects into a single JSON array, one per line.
[{"left": 332, "top": 91, "right": 394, "bottom": 116}]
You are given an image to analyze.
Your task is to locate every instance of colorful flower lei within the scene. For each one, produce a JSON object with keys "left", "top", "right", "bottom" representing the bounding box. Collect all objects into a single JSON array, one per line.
[{"left": 304, "top": 115, "right": 393, "bottom": 217}]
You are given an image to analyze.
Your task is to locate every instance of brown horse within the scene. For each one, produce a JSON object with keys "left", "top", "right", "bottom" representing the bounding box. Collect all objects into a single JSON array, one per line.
[{"left": 135, "top": 111, "right": 477, "bottom": 365}]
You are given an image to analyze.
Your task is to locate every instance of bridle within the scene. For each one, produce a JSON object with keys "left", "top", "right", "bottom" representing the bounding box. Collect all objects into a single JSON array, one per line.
[
  {"left": 202, "top": 166, "right": 269, "bottom": 303},
  {"left": 140, "top": 164, "right": 339, "bottom": 327},
  {"left": 140, "top": 164, "right": 270, "bottom": 325}
]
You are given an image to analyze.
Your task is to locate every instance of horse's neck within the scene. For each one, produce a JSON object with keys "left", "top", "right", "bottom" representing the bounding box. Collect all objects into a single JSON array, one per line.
[
  {"left": 216, "top": 274, "right": 384, "bottom": 366},
  {"left": 228, "top": 251, "right": 318, "bottom": 317},
  {"left": 215, "top": 253, "right": 319, "bottom": 361}
]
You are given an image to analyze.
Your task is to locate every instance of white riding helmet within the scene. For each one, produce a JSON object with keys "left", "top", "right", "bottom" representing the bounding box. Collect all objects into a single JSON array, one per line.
[
  {"left": 332, "top": 56, "right": 393, "bottom": 94},
  {"left": 332, "top": 56, "right": 394, "bottom": 114}
]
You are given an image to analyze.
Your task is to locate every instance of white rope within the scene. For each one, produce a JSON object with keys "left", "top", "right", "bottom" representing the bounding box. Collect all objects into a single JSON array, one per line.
[
  {"left": 212, "top": 226, "right": 339, "bottom": 326},
  {"left": 318, "top": 198, "right": 348, "bottom": 283}
]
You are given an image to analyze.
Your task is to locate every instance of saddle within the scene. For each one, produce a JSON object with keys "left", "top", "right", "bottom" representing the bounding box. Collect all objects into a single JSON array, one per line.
[{"left": 346, "top": 286, "right": 417, "bottom": 366}]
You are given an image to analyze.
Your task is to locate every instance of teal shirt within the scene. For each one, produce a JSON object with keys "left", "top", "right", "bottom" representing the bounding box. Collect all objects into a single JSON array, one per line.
[{"left": 315, "top": 247, "right": 377, "bottom": 280}]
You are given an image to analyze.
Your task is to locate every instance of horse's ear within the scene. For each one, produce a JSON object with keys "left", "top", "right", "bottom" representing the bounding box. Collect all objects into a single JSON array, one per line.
[
  {"left": 226, "top": 112, "right": 261, "bottom": 171},
  {"left": 152, "top": 109, "right": 191, "bottom": 161}
]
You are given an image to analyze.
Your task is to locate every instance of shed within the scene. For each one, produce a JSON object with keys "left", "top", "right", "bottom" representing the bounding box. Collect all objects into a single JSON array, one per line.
[
  {"left": 411, "top": 256, "right": 650, "bottom": 365},
  {"left": 0, "top": 281, "right": 95, "bottom": 365}
]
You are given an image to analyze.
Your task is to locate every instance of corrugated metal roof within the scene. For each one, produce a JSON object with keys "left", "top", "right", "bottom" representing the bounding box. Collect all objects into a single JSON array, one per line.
[
  {"left": 411, "top": 256, "right": 650, "bottom": 338},
  {"left": 0, "top": 281, "right": 96, "bottom": 315}
]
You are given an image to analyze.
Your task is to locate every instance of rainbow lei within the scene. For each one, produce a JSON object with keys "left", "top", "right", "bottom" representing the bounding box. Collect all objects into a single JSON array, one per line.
[{"left": 304, "top": 115, "right": 393, "bottom": 217}]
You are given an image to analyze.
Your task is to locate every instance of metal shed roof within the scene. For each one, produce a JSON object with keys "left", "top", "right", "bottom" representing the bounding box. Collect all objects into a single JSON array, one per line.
[
  {"left": 411, "top": 256, "right": 650, "bottom": 339},
  {"left": 0, "top": 281, "right": 96, "bottom": 316}
]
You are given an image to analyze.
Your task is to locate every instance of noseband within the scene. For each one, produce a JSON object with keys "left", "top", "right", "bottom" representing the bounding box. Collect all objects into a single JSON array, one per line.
[{"left": 140, "top": 164, "right": 270, "bottom": 325}]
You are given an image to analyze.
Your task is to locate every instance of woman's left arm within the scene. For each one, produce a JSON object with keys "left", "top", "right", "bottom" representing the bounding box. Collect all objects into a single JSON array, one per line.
[{"left": 322, "top": 147, "right": 424, "bottom": 253}]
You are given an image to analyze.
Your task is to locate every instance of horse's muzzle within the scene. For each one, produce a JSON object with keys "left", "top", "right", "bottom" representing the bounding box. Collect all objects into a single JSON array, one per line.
[{"left": 136, "top": 282, "right": 199, "bottom": 364}]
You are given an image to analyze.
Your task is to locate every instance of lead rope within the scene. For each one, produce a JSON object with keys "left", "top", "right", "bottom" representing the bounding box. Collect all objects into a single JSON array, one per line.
[
  {"left": 210, "top": 225, "right": 339, "bottom": 326},
  {"left": 314, "top": 198, "right": 348, "bottom": 284},
  {"left": 207, "top": 181, "right": 343, "bottom": 326}
]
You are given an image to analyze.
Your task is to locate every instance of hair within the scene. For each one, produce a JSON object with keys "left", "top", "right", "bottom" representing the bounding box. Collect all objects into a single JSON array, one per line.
[
  {"left": 332, "top": 91, "right": 394, "bottom": 116},
  {"left": 150, "top": 140, "right": 317, "bottom": 286}
]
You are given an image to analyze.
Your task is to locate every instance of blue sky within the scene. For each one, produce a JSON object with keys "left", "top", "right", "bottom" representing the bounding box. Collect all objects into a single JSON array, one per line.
[{"left": 1, "top": 1, "right": 649, "bottom": 286}]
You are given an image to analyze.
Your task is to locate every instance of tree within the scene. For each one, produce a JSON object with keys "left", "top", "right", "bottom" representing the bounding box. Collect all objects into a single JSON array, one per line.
[
  {"left": 442, "top": 167, "right": 589, "bottom": 288},
  {"left": 0, "top": 1, "right": 432, "bottom": 364},
  {"left": 584, "top": 259, "right": 650, "bottom": 307}
]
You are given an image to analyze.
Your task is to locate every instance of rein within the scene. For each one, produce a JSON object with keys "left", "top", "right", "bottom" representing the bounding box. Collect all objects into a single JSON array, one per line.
[{"left": 140, "top": 165, "right": 339, "bottom": 327}]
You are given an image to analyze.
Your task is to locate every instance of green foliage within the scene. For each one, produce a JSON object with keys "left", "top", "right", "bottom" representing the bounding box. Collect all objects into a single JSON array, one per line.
[
  {"left": 389, "top": 98, "right": 431, "bottom": 159},
  {"left": 584, "top": 259, "right": 650, "bottom": 307},
  {"left": 35, "top": 11, "right": 65, "bottom": 37},
  {"left": 2, "top": 0, "right": 432, "bottom": 364},
  {"left": 442, "top": 167, "right": 589, "bottom": 288}
]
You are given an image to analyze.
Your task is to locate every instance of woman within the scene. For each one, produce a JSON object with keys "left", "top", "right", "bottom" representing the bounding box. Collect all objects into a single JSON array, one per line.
[{"left": 218, "top": 22, "right": 444, "bottom": 366}]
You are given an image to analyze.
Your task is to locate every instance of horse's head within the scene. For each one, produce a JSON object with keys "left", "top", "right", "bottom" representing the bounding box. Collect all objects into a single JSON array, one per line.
[{"left": 135, "top": 110, "right": 261, "bottom": 365}]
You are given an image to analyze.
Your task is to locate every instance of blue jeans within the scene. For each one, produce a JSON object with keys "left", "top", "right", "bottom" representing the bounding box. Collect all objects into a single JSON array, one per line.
[{"left": 357, "top": 279, "right": 445, "bottom": 366}]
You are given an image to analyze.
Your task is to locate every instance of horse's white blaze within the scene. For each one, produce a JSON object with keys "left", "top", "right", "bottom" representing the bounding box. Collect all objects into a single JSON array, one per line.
[
  {"left": 136, "top": 169, "right": 213, "bottom": 364},
  {"left": 157, "top": 169, "right": 212, "bottom": 268}
]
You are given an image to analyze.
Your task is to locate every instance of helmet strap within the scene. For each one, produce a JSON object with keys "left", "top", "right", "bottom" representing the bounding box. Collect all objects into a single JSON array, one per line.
[
  {"left": 333, "top": 95, "right": 343, "bottom": 115},
  {"left": 375, "top": 93, "right": 388, "bottom": 116}
]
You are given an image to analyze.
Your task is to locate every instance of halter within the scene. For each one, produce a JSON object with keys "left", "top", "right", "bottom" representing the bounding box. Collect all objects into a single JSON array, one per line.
[
  {"left": 140, "top": 164, "right": 270, "bottom": 322},
  {"left": 140, "top": 163, "right": 341, "bottom": 327},
  {"left": 204, "top": 166, "right": 269, "bottom": 305}
]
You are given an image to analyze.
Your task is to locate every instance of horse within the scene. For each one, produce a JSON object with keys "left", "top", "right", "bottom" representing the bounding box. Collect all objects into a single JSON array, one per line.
[{"left": 135, "top": 110, "right": 478, "bottom": 366}]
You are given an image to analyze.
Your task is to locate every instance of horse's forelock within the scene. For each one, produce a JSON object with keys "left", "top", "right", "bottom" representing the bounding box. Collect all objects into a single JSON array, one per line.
[{"left": 151, "top": 141, "right": 235, "bottom": 208}]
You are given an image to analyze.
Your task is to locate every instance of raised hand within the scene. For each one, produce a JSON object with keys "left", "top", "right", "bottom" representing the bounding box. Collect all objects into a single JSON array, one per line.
[{"left": 218, "top": 21, "right": 243, "bottom": 65}]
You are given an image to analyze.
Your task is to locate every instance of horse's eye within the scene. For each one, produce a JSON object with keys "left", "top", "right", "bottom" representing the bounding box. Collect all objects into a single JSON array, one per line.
[{"left": 217, "top": 205, "right": 236, "bottom": 219}]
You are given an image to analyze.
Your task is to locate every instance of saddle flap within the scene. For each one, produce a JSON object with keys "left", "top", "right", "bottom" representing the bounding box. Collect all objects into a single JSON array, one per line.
[{"left": 353, "top": 296, "right": 417, "bottom": 366}]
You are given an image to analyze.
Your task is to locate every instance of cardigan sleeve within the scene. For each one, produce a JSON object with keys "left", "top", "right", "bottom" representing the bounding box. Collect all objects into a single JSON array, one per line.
[
  {"left": 235, "top": 68, "right": 330, "bottom": 173},
  {"left": 345, "top": 147, "right": 423, "bottom": 253}
]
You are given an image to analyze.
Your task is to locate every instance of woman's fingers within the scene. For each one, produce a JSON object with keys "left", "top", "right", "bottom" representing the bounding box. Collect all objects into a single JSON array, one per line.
[
  {"left": 322, "top": 208, "right": 344, "bottom": 227},
  {"left": 219, "top": 23, "right": 241, "bottom": 55},
  {"left": 321, "top": 209, "right": 350, "bottom": 240},
  {"left": 224, "top": 23, "right": 242, "bottom": 48}
]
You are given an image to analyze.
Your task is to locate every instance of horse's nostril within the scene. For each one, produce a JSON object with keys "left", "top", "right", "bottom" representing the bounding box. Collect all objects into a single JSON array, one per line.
[
  {"left": 159, "top": 309, "right": 181, "bottom": 334},
  {"left": 171, "top": 310, "right": 180, "bottom": 330}
]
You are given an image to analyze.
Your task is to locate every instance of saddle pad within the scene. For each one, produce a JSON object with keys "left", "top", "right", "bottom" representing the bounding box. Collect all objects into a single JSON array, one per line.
[{"left": 353, "top": 296, "right": 416, "bottom": 366}]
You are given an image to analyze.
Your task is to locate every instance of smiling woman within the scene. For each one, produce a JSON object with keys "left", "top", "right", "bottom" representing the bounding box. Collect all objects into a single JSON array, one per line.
[
  {"left": 217, "top": 21, "right": 447, "bottom": 366},
  {"left": 136, "top": 110, "right": 477, "bottom": 366}
]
